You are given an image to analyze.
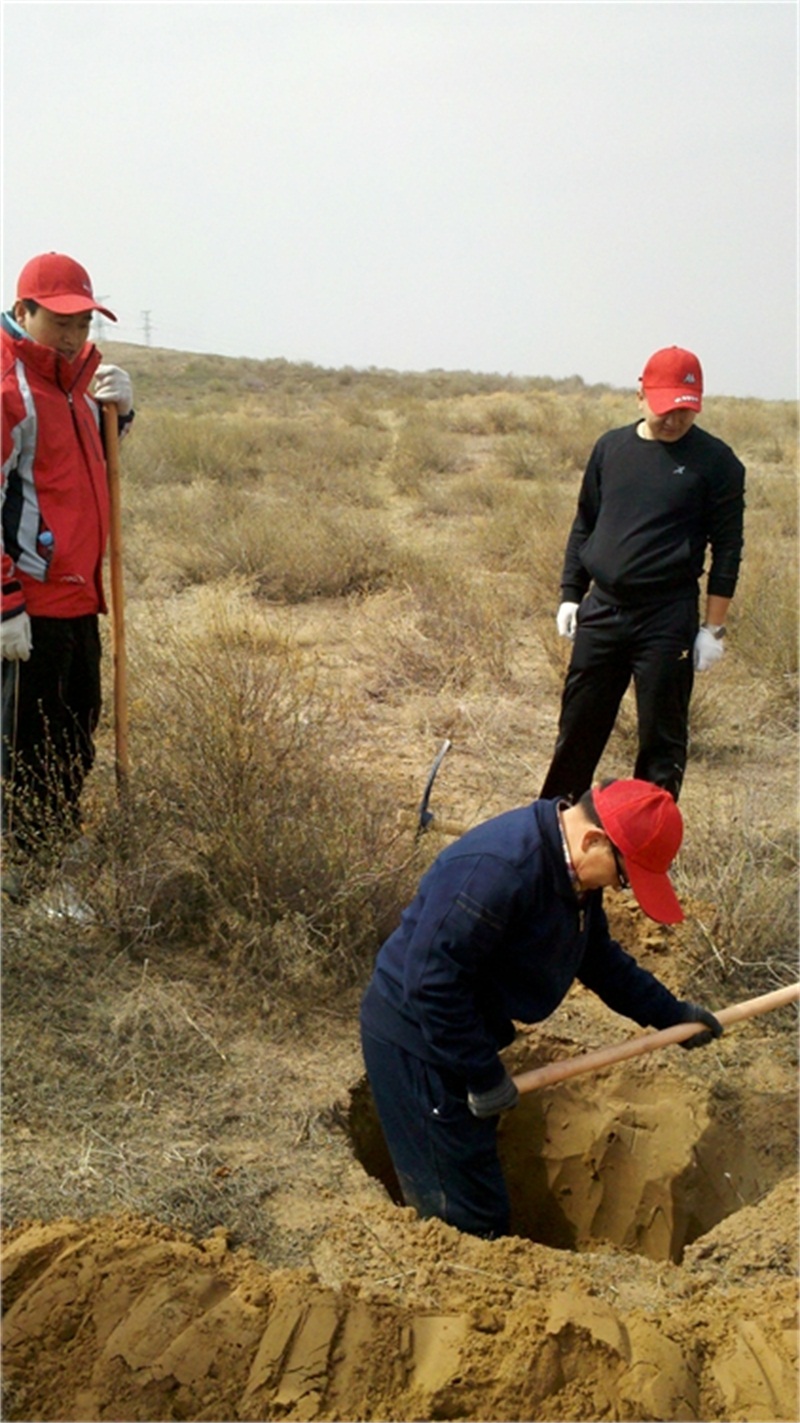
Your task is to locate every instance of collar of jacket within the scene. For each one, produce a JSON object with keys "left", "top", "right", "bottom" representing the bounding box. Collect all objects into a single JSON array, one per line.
[
  {"left": 1, "top": 313, "right": 101, "bottom": 396},
  {"left": 535, "top": 797, "right": 598, "bottom": 911}
]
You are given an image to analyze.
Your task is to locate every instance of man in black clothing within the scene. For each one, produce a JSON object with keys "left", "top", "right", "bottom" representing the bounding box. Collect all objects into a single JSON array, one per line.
[{"left": 540, "top": 346, "right": 745, "bottom": 804}]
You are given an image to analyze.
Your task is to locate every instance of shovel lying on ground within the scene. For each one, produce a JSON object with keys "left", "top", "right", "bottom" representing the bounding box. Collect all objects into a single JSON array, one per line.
[{"left": 512, "top": 982, "right": 800, "bottom": 1095}]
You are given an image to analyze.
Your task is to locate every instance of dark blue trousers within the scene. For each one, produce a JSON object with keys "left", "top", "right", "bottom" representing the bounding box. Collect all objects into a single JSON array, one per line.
[{"left": 360, "top": 1024, "right": 510, "bottom": 1238}]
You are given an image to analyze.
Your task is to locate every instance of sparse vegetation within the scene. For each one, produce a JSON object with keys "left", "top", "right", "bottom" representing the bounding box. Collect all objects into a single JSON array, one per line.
[
  {"left": 7, "top": 343, "right": 797, "bottom": 988},
  {"left": 2, "top": 341, "right": 796, "bottom": 1265}
]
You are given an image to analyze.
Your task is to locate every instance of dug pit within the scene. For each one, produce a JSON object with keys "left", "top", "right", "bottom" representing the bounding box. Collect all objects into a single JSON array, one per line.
[
  {"left": 2, "top": 1042, "right": 798, "bottom": 1423},
  {"left": 348, "top": 1050, "right": 797, "bottom": 1263}
]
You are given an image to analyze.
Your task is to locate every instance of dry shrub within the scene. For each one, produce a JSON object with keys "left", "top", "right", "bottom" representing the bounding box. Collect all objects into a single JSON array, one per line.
[
  {"left": 338, "top": 398, "right": 393, "bottom": 431},
  {"left": 446, "top": 393, "right": 537, "bottom": 435},
  {"left": 444, "top": 389, "right": 634, "bottom": 446},
  {"left": 108, "top": 968, "right": 226, "bottom": 1081},
  {"left": 491, "top": 391, "right": 633, "bottom": 479},
  {"left": 421, "top": 468, "right": 516, "bottom": 516},
  {"left": 120, "top": 411, "right": 274, "bottom": 487},
  {"left": 732, "top": 470, "right": 798, "bottom": 717},
  {"left": 0, "top": 919, "right": 274, "bottom": 1245},
  {"left": 262, "top": 503, "right": 394, "bottom": 602},
  {"left": 444, "top": 395, "right": 503, "bottom": 436},
  {"left": 369, "top": 554, "right": 517, "bottom": 695},
  {"left": 1, "top": 738, "right": 88, "bottom": 874},
  {"left": 256, "top": 417, "right": 391, "bottom": 506},
  {"left": 674, "top": 785, "right": 798, "bottom": 1000},
  {"left": 744, "top": 463, "right": 798, "bottom": 533},
  {"left": 125, "top": 480, "right": 395, "bottom": 601},
  {"left": 495, "top": 434, "right": 554, "bottom": 481},
  {"left": 112, "top": 603, "right": 422, "bottom": 984},
  {"left": 702, "top": 397, "right": 798, "bottom": 466},
  {"left": 388, "top": 411, "right": 464, "bottom": 494},
  {"left": 124, "top": 408, "right": 390, "bottom": 504},
  {"left": 473, "top": 479, "right": 576, "bottom": 606}
]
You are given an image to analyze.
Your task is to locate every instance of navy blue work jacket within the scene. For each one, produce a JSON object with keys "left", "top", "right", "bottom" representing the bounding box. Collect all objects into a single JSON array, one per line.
[{"left": 361, "top": 798, "right": 683, "bottom": 1094}]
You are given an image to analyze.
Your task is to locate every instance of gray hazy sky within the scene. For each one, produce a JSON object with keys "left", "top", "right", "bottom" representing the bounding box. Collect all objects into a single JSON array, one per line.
[{"left": 3, "top": 2, "right": 797, "bottom": 399}]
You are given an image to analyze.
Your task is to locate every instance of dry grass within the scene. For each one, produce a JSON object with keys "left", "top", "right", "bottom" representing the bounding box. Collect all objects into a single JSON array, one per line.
[
  {"left": 6, "top": 346, "right": 796, "bottom": 990},
  {"left": 0, "top": 920, "right": 284, "bottom": 1247},
  {"left": 93, "top": 596, "right": 429, "bottom": 982},
  {"left": 2, "top": 343, "right": 796, "bottom": 1254},
  {"left": 128, "top": 483, "right": 396, "bottom": 600}
]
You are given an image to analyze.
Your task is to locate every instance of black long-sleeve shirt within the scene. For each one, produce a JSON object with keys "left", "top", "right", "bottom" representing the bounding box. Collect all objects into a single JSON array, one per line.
[{"left": 560, "top": 422, "right": 745, "bottom": 607}]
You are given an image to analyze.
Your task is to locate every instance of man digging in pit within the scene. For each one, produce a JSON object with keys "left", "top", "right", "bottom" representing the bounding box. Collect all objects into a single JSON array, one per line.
[{"left": 360, "top": 778, "right": 721, "bottom": 1239}]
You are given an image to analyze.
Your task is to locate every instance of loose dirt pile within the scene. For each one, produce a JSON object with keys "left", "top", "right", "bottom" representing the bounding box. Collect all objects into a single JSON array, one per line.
[
  {"left": 2, "top": 965, "right": 797, "bottom": 1422},
  {"left": 2, "top": 1168, "right": 797, "bottom": 1422}
]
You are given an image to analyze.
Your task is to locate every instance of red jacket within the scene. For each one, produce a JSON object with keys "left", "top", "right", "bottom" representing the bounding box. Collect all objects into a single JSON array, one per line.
[{"left": 2, "top": 318, "right": 109, "bottom": 619}]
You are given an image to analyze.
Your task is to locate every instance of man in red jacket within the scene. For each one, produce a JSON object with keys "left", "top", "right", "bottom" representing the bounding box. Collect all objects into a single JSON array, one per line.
[{"left": 2, "top": 252, "right": 135, "bottom": 864}]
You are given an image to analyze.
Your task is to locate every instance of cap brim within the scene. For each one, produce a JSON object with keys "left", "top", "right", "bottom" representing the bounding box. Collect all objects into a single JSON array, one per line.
[
  {"left": 626, "top": 860, "right": 684, "bottom": 925},
  {"left": 644, "top": 388, "right": 701, "bottom": 416},
  {"left": 34, "top": 295, "right": 117, "bottom": 322}
]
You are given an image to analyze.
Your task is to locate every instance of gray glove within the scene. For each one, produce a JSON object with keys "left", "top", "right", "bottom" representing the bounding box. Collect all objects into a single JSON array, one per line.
[
  {"left": 677, "top": 1001, "right": 723, "bottom": 1050},
  {"left": 467, "top": 1070, "right": 519, "bottom": 1118},
  {"left": 1, "top": 610, "right": 32, "bottom": 661}
]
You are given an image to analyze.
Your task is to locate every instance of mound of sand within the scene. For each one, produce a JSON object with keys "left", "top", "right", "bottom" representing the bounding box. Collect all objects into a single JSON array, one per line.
[
  {"left": 2, "top": 1172, "right": 797, "bottom": 1423},
  {"left": 2, "top": 897, "right": 797, "bottom": 1421}
]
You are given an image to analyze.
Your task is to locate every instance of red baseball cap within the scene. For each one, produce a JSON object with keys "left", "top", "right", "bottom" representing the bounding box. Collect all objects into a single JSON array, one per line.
[
  {"left": 16, "top": 252, "right": 117, "bottom": 321},
  {"left": 593, "top": 779, "right": 684, "bottom": 924},
  {"left": 639, "top": 346, "right": 702, "bottom": 415}
]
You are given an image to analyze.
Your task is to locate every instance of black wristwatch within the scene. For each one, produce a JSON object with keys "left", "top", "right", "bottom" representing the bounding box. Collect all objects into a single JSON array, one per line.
[{"left": 702, "top": 623, "right": 726, "bottom": 640}]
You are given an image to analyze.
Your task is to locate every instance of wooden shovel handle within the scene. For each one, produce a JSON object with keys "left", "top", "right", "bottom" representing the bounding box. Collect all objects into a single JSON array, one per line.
[
  {"left": 102, "top": 403, "right": 129, "bottom": 792},
  {"left": 512, "top": 982, "right": 800, "bottom": 1096}
]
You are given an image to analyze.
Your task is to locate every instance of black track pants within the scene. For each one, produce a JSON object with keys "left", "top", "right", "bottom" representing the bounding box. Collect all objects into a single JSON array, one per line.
[
  {"left": 540, "top": 592, "right": 697, "bottom": 804},
  {"left": 2, "top": 614, "right": 102, "bottom": 852}
]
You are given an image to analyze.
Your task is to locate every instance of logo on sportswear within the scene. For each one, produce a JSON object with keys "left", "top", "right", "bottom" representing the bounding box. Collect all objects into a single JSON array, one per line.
[
  {"left": 679, "top": 649, "right": 689, "bottom": 660},
  {"left": 683, "top": 373, "right": 697, "bottom": 384},
  {"left": 674, "top": 466, "right": 686, "bottom": 475}
]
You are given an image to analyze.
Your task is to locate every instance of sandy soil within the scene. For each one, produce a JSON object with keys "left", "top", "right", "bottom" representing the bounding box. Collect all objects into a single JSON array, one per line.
[{"left": 2, "top": 895, "right": 797, "bottom": 1422}]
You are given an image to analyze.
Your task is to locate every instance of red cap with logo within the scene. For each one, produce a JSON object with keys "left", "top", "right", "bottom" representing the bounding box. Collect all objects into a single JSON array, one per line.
[
  {"left": 593, "top": 779, "right": 684, "bottom": 924},
  {"left": 16, "top": 253, "right": 117, "bottom": 322},
  {"left": 640, "top": 346, "right": 702, "bottom": 415}
]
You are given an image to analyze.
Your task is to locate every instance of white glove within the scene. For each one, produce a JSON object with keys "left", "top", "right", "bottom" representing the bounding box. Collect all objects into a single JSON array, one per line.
[
  {"left": 1, "top": 611, "right": 32, "bottom": 661},
  {"left": 94, "top": 365, "right": 133, "bottom": 416},
  {"left": 556, "top": 601, "right": 580, "bottom": 639},
  {"left": 694, "top": 626, "right": 725, "bottom": 672}
]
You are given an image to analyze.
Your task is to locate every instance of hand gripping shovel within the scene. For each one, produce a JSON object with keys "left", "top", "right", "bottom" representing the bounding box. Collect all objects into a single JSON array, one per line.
[{"left": 512, "top": 983, "right": 800, "bottom": 1095}]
